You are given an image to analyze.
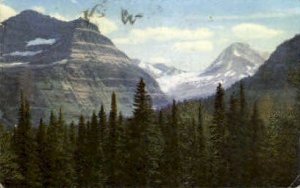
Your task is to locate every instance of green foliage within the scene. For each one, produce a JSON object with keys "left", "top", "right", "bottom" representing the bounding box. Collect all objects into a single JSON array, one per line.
[
  {"left": 208, "top": 83, "right": 226, "bottom": 186},
  {"left": 0, "top": 124, "right": 22, "bottom": 187},
  {"left": 0, "top": 79, "right": 298, "bottom": 187}
]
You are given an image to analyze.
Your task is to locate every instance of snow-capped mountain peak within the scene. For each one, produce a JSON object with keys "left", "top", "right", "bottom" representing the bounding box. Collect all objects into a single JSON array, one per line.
[
  {"left": 204, "top": 42, "right": 264, "bottom": 77},
  {"left": 157, "top": 43, "right": 266, "bottom": 100}
]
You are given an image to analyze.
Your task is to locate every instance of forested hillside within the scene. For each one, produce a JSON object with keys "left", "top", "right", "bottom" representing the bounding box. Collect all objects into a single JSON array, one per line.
[{"left": 0, "top": 78, "right": 299, "bottom": 187}]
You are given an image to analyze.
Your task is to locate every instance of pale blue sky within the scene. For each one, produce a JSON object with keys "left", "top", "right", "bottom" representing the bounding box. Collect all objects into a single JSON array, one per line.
[{"left": 1, "top": 0, "right": 300, "bottom": 71}]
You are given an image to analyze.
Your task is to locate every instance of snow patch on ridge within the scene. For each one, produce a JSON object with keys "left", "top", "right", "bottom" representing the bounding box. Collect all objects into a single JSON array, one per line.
[
  {"left": 0, "top": 62, "right": 29, "bottom": 68},
  {"left": 6, "top": 50, "right": 42, "bottom": 56},
  {"left": 26, "top": 38, "right": 56, "bottom": 47},
  {"left": 139, "top": 62, "right": 163, "bottom": 76},
  {"left": 157, "top": 72, "right": 200, "bottom": 93}
]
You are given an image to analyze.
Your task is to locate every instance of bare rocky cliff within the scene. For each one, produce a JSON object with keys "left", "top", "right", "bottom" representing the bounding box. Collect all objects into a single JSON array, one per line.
[{"left": 0, "top": 10, "right": 168, "bottom": 125}]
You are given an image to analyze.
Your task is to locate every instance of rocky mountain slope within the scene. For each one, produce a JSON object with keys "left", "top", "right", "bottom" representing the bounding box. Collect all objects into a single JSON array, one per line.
[
  {"left": 162, "top": 43, "right": 266, "bottom": 100},
  {"left": 0, "top": 10, "right": 167, "bottom": 125},
  {"left": 227, "top": 34, "right": 300, "bottom": 105}
]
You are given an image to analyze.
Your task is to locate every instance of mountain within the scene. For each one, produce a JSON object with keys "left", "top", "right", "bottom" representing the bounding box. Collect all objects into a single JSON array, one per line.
[
  {"left": 0, "top": 10, "right": 167, "bottom": 125},
  {"left": 163, "top": 42, "right": 266, "bottom": 100},
  {"left": 132, "top": 59, "right": 185, "bottom": 79},
  {"left": 228, "top": 34, "right": 300, "bottom": 106},
  {"left": 176, "top": 34, "right": 300, "bottom": 122}
]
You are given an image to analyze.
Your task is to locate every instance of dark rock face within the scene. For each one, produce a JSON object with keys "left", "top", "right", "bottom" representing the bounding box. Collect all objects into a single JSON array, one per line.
[
  {"left": 0, "top": 10, "right": 168, "bottom": 126},
  {"left": 246, "top": 34, "right": 300, "bottom": 90}
]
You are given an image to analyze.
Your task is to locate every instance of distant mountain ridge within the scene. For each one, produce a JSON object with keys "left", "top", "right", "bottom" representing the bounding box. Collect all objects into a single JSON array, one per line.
[
  {"left": 132, "top": 59, "right": 186, "bottom": 78},
  {"left": 158, "top": 42, "right": 266, "bottom": 100},
  {"left": 0, "top": 10, "right": 167, "bottom": 125},
  {"left": 227, "top": 34, "right": 300, "bottom": 105}
]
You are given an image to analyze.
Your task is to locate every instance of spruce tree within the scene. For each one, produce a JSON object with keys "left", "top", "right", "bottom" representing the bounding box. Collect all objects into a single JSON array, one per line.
[
  {"left": 99, "top": 105, "right": 107, "bottom": 144},
  {"left": 208, "top": 83, "right": 226, "bottom": 186},
  {"left": 0, "top": 124, "right": 22, "bottom": 187},
  {"left": 75, "top": 115, "right": 87, "bottom": 187},
  {"left": 247, "top": 101, "right": 265, "bottom": 186},
  {"left": 115, "top": 112, "right": 130, "bottom": 185},
  {"left": 13, "top": 93, "right": 40, "bottom": 187},
  {"left": 86, "top": 112, "right": 101, "bottom": 186},
  {"left": 225, "top": 94, "right": 241, "bottom": 186},
  {"left": 128, "top": 78, "right": 158, "bottom": 186},
  {"left": 194, "top": 102, "right": 207, "bottom": 186},
  {"left": 238, "top": 83, "right": 250, "bottom": 184},
  {"left": 46, "top": 111, "right": 61, "bottom": 187},
  {"left": 98, "top": 105, "right": 107, "bottom": 184},
  {"left": 107, "top": 92, "right": 118, "bottom": 186},
  {"left": 170, "top": 100, "right": 181, "bottom": 186},
  {"left": 36, "top": 118, "right": 50, "bottom": 187}
]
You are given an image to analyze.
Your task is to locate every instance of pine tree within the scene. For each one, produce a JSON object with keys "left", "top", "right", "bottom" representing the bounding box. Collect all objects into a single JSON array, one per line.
[
  {"left": 115, "top": 112, "right": 130, "bottom": 185},
  {"left": 0, "top": 124, "right": 22, "bottom": 187},
  {"left": 225, "top": 94, "right": 241, "bottom": 186},
  {"left": 98, "top": 104, "right": 107, "bottom": 183},
  {"left": 36, "top": 118, "right": 50, "bottom": 187},
  {"left": 170, "top": 100, "right": 181, "bottom": 186},
  {"left": 194, "top": 102, "right": 207, "bottom": 186},
  {"left": 46, "top": 111, "right": 60, "bottom": 187},
  {"left": 145, "top": 110, "right": 163, "bottom": 187},
  {"left": 127, "top": 78, "right": 158, "bottom": 186},
  {"left": 41, "top": 109, "right": 74, "bottom": 187},
  {"left": 86, "top": 112, "right": 101, "bottom": 186},
  {"left": 13, "top": 93, "right": 40, "bottom": 187},
  {"left": 75, "top": 115, "right": 88, "bottom": 187},
  {"left": 247, "top": 101, "right": 265, "bottom": 186},
  {"left": 99, "top": 105, "right": 107, "bottom": 144},
  {"left": 107, "top": 92, "right": 118, "bottom": 186},
  {"left": 266, "top": 110, "right": 297, "bottom": 186},
  {"left": 61, "top": 111, "right": 75, "bottom": 187},
  {"left": 238, "top": 83, "right": 251, "bottom": 184},
  {"left": 208, "top": 83, "right": 226, "bottom": 186}
]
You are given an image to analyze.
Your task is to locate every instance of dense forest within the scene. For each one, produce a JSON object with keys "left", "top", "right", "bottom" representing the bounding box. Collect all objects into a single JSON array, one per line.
[{"left": 0, "top": 78, "right": 299, "bottom": 187}]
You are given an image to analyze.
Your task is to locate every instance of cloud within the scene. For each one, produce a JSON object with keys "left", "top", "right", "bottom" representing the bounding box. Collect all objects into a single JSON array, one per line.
[
  {"left": 232, "top": 23, "right": 283, "bottom": 39},
  {"left": 0, "top": 3, "right": 17, "bottom": 22},
  {"left": 148, "top": 57, "right": 171, "bottom": 64},
  {"left": 114, "top": 27, "right": 213, "bottom": 44},
  {"left": 70, "top": 0, "right": 78, "bottom": 4},
  {"left": 50, "top": 13, "right": 69, "bottom": 21},
  {"left": 172, "top": 40, "right": 214, "bottom": 53},
  {"left": 186, "top": 8, "right": 300, "bottom": 22},
  {"left": 32, "top": 6, "right": 46, "bottom": 14},
  {"left": 89, "top": 16, "right": 118, "bottom": 35}
]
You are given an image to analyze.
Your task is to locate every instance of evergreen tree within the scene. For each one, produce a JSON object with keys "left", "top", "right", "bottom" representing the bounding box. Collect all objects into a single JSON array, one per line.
[
  {"left": 208, "top": 83, "right": 226, "bottom": 186},
  {"left": 60, "top": 111, "right": 76, "bottom": 187},
  {"left": 238, "top": 83, "right": 251, "bottom": 184},
  {"left": 225, "top": 94, "right": 241, "bottom": 186},
  {"left": 107, "top": 92, "right": 118, "bottom": 186},
  {"left": 115, "top": 112, "right": 130, "bottom": 185},
  {"left": 193, "top": 103, "right": 207, "bottom": 186},
  {"left": 0, "top": 124, "right": 22, "bottom": 187},
  {"left": 247, "top": 101, "right": 265, "bottom": 186},
  {"left": 75, "top": 115, "right": 88, "bottom": 187},
  {"left": 170, "top": 100, "right": 181, "bottom": 186},
  {"left": 127, "top": 78, "right": 157, "bottom": 186},
  {"left": 36, "top": 118, "right": 50, "bottom": 187},
  {"left": 13, "top": 93, "right": 40, "bottom": 187},
  {"left": 98, "top": 104, "right": 107, "bottom": 184},
  {"left": 262, "top": 109, "right": 297, "bottom": 186},
  {"left": 46, "top": 111, "right": 61, "bottom": 187},
  {"left": 86, "top": 112, "right": 101, "bottom": 186},
  {"left": 98, "top": 105, "right": 107, "bottom": 144}
]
